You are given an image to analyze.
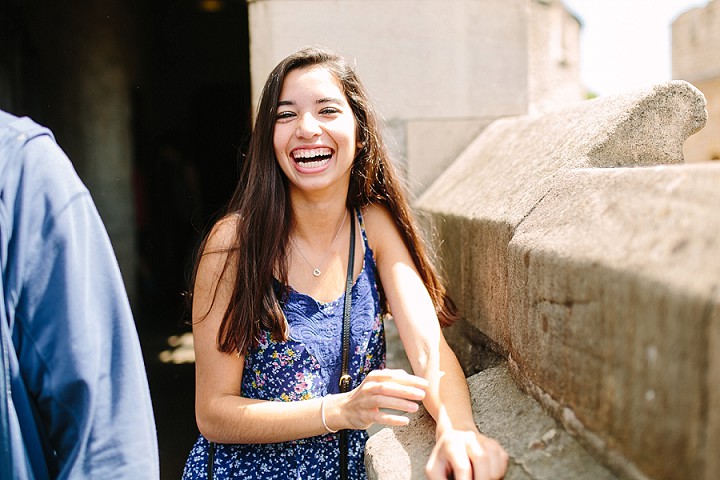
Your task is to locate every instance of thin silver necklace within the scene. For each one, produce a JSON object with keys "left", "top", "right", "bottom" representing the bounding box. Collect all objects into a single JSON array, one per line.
[{"left": 291, "top": 208, "right": 348, "bottom": 277}]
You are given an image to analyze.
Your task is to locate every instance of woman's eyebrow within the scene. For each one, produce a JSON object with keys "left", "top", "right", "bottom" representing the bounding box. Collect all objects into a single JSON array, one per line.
[
  {"left": 317, "top": 97, "right": 344, "bottom": 105},
  {"left": 277, "top": 97, "right": 343, "bottom": 107}
]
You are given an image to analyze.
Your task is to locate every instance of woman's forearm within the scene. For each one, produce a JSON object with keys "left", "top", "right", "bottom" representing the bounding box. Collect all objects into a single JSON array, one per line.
[
  {"left": 417, "top": 339, "right": 478, "bottom": 438},
  {"left": 196, "top": 368, "right": 427, "bottom": 444},
  {"left": 197, "top": 394, "right": 334, "bottom": 444}
]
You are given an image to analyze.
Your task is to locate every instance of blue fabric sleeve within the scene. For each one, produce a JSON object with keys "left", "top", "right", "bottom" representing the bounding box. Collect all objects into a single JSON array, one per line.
[{"left": 8, "top": 127, "right": 159, "bottom": 478}]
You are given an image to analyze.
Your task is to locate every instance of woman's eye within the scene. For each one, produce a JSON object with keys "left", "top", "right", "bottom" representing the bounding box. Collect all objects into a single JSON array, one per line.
[
  {"left": 276, "top": 111, "right": 295, "bottom": 121},
  {"left": 320, "top": 107, "right": 340, "bottom": 115}
]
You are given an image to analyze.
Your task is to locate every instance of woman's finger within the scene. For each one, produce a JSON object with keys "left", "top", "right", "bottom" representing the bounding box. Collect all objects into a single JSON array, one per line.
[
  {"left": 366, "top": 368, "right": 430, "bottom": 388},
  {"left": 374, "top": 394, "right": 421, "bottom": 413},
  {"left": 366, "top": 380, "right": 426, "bottom": 401},
  {"left": 373, "top": 409, "right": 412, "bottom": 427},
  {"left": 424, "top": 448, "right": 447, "bottom": 480},
  {"left": 480, "top": 438, "right": 508, "bottom": 479},
  {"left": 467, "top": 442, "right": 490, "bottom": 480}
]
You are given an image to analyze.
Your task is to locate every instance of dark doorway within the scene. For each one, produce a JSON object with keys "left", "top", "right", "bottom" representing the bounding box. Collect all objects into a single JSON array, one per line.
[
  {"left": 132, "top": 1, "right": 251, "bottom": 478},
  {"left": 133, "top": 0, "right": 251, "bottom": 326},
  {"left": 2, "top": 0, "right": 252, "bottom": 478}
]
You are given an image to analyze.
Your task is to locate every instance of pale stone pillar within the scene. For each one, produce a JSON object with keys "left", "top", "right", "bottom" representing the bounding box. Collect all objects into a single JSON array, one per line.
[
  {"left": 527, "top": 0, "right": 584, "bottom": 114},
  {"left": 672, "top": 0, "right": 720, "bottom": 163}
]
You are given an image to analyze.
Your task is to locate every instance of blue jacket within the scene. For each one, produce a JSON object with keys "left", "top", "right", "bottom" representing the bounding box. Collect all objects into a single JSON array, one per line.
[{"left": 0, "top": 111, "right": 159, "bottom": 479}]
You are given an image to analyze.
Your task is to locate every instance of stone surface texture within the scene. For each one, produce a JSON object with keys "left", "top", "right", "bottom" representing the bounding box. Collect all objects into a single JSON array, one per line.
[
  {"left": 417, "top": 81, "right": 706, "bottom": 356},
  {"left": 365, "top": 364, "right": 617, "bottom": 480},
  {"left": 508, "top": 165, "right": 720, "bottom": 480},
  {"left": 409, "top": 81, "right": 717, "bottom": 479}
]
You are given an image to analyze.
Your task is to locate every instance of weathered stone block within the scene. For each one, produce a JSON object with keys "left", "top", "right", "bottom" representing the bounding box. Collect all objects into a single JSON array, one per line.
[
  {"left": 417, "top": 82, "right": 714, "bottom": 478},
  {"left": 508, "top": 165, "right": 720, "bottom": 480},
  {"left": 418, "top": 82, "right": 707, "bottom": 358},
  {"left": 365, "top": 363, "right": 616, "bottom": 479}
]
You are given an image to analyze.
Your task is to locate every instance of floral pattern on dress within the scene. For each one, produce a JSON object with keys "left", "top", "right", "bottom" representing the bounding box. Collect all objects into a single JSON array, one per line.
[
  {"left": 183, "top": 209, "right": 386, "bottom": 480},
  {"left": 243, "top": 330, "right": 322, "bottom": 402}
]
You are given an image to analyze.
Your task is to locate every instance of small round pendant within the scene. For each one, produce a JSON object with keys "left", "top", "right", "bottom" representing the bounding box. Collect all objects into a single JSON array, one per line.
[{"left": 313, "top": 268, "right": 321, "bottom": 277}]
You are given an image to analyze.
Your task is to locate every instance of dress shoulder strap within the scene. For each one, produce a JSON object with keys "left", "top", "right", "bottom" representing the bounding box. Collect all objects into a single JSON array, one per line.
[{"left": 355, "top": 208, "right": 370, "bottom": 252}]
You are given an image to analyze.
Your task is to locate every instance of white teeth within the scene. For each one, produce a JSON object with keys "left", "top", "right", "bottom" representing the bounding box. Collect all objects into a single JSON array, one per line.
[
  {"left": 292, "top": 147, "right": 332, "bottom": 160},
  {"left": 298, "top": 158, "right": 330, "bottom": 168}
]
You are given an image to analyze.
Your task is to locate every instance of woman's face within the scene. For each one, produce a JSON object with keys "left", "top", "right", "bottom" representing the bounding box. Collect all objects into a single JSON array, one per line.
[{"left": 273, "top": 66, "right": 358, "bottom": 197}]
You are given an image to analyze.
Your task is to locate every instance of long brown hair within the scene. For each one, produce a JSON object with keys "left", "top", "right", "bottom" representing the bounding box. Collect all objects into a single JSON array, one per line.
[{"left": 193, "top": 46, "right": 458, "bottom": 355}]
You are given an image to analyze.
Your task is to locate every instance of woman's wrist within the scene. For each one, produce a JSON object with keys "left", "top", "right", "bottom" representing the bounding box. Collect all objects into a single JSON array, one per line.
[
  {"left": 320, "top": 395, "right": 339, "bottom": 433},
  {"left": 435, "top": 418, "right": 479, "bottom": 440}
]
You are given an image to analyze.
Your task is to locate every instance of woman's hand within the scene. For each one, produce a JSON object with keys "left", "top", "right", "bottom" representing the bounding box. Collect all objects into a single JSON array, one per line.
[
  {"left": 425, "top": 428, "right": 508, "bottom": 480},
  {"left": 325, "top": 369, "right": 429, "bottom": 431}
]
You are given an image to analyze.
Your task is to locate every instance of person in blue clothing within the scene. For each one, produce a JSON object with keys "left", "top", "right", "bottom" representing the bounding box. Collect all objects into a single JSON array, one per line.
[
  {"left": 182, "top": 47, "right": 508, "bottom": 480},
  {"left": 0, "top": 109, "right": 159, "bottom": 479}
]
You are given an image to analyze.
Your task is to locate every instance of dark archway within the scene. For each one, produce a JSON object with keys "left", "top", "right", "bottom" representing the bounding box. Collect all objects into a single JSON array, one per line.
[
  {"left": 133, "top": 2, "right": 251, "bottom": 477},
  {"left": 132, "top": 0, "right": 251, "bottom": 329},
  {"left": 133, "top": 0, "right": 251, "bottom": 479}
]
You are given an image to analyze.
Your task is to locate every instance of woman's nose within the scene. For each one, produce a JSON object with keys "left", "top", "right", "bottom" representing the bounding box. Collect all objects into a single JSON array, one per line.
[{"left": 296, "top": 112, "right": 322, "bottom": 138}]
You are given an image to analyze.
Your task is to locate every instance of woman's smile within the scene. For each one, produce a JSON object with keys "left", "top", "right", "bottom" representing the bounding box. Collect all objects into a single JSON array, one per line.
[{"left": 291, "top": 146, "right": 334, "bottom": 172}]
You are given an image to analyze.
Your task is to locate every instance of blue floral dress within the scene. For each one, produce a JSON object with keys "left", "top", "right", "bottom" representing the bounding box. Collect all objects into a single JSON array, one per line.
[{"left": 183, "top": 210, "right": 386, "bottom": 479}]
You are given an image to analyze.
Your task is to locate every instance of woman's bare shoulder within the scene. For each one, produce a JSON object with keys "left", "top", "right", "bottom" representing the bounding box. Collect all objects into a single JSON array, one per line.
[
  {"left": 362, "top": 203, "right": 395, "bottom": 229},
  {"left": 362, "top": 203, "right": 401, "bottom": 253},
  {"left": 193, "top": 214, "right": 240, "bottom": 312},
  {"left": 205, "top": 214, "right": 241, "bottom": 252}
]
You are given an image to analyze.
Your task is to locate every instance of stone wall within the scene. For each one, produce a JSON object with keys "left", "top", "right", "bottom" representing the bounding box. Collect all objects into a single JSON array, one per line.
[
  {"left": 366, "top": 81, "right": 719, "bottom": 479},
  {"left": 672, "top": 0, "right": 720, "bottom": 163},
  {"left": 672, "top": 0, "right": 720, "bottom": 84}
]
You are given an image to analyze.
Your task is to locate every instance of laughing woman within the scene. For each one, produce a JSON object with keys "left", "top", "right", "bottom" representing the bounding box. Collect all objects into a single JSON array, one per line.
[{"left": 182, "top": 47, "right": 508, "bottom": 480}]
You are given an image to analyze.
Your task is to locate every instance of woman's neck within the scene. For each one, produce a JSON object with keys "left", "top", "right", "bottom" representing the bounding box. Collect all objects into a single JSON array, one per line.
[
  {"left": 291, "top": 198, "right": 348, "bottom": 243},
  {"left": 289, "top": 181, "right": 350, "bottom": 239},
  {"left": 286, "top": 186, "right": 354, "bottom": 293}
]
